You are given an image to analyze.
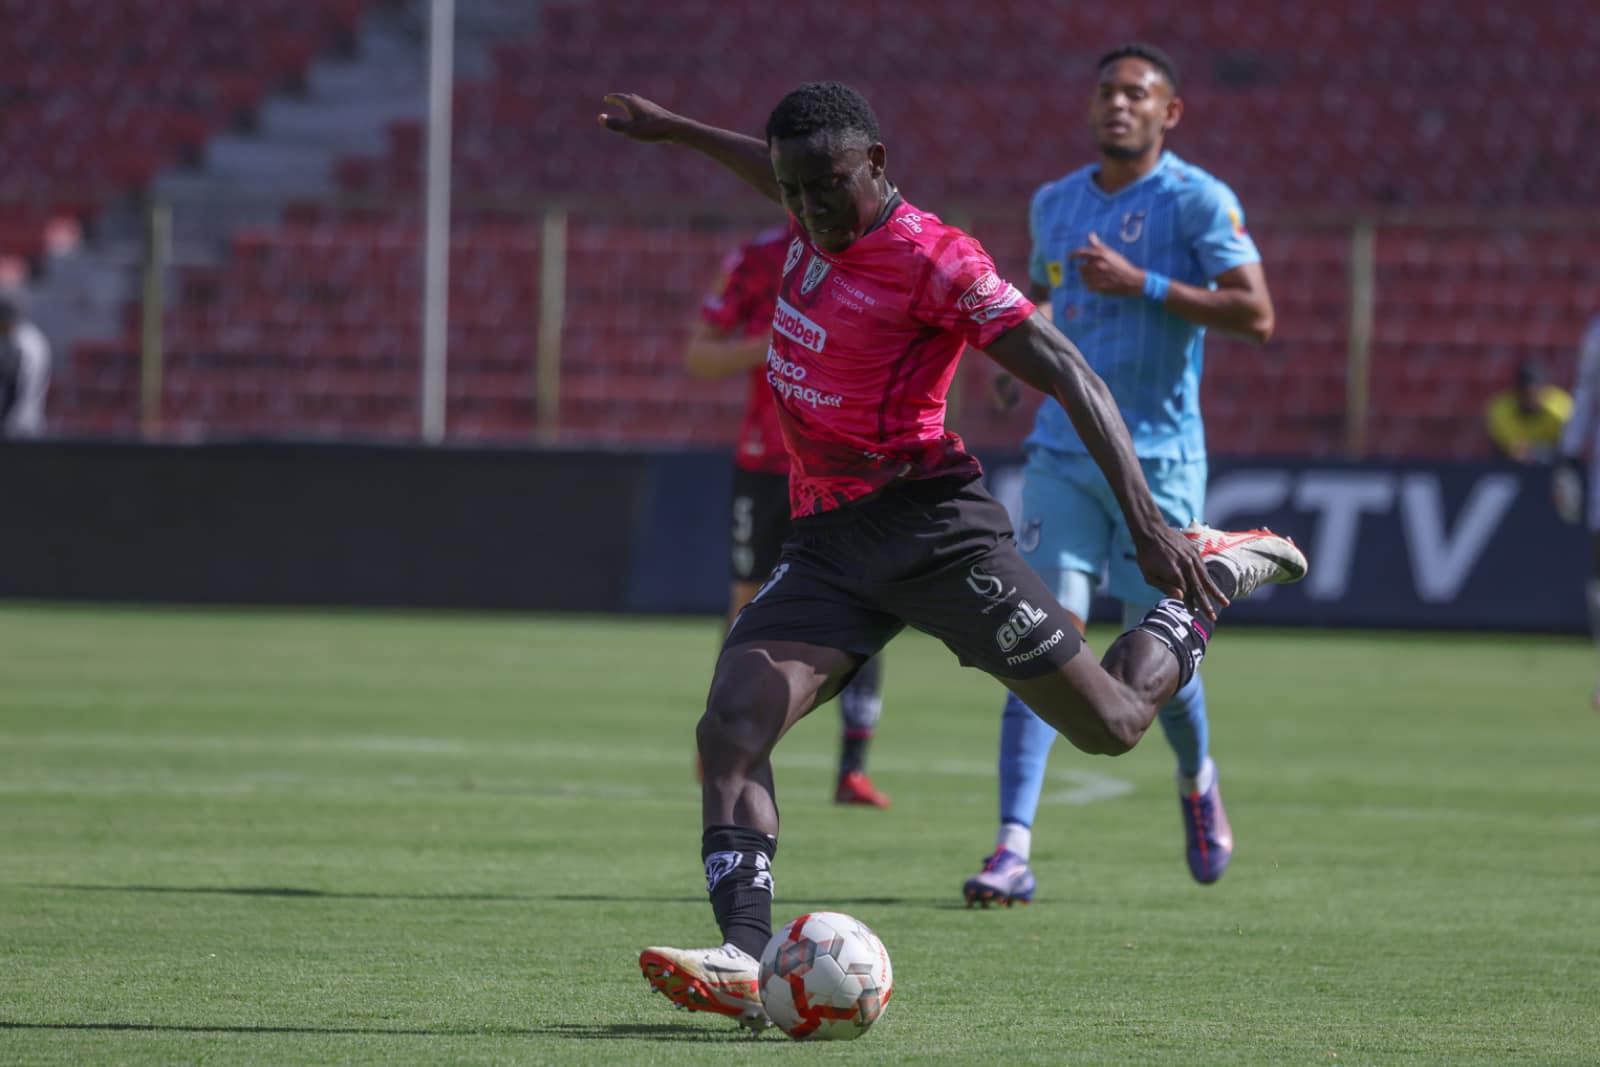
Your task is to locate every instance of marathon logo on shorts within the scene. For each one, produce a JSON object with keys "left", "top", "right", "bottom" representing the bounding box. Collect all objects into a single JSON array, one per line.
[
  {"left": 995, "top": 600, "right": 1048, "bottom": 652},
  {"left": 1005, "top": 627, "right": 1067, "bottom": 667},
  {"left": 772, "top": 297, "right": 827, "bottom": 353}
]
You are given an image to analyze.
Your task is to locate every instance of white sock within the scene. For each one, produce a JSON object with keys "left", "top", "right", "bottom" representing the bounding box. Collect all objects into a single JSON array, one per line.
[
  {"left": 997, "top": 821, "right": 1031, "bottom": 860},
  {"left": 1178, "top": 757, "right": 1216, "bottom": 796}
]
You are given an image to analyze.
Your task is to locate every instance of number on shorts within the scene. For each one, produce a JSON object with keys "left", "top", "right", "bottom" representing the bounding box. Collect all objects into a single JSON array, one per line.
[{"left": 732, "top": 495, "right": 755, "bottom": 544}]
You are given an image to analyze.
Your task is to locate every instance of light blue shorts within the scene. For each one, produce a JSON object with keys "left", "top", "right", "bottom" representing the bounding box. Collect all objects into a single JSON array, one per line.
[{"left": 1015, "top": 446, "right": 1207, "bottom": 610}]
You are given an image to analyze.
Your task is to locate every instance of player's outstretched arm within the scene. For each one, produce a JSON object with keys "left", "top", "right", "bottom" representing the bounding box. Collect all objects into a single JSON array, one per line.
[
  {"left": 984, "top": 311, "right": 1226, "bottom": 618},
  {"left": 598, "top": 93, "right": 780, "bottom": 204},
  {"left": 684, "top": 320, "right": 770, "bottom": 379}
]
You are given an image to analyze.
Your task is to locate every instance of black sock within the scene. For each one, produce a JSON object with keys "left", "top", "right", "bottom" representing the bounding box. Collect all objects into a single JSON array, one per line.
[
  {"left": 839, "top": 732, "right": 871, "bottom": 777},
  {"left": 837, "top": 656, "right": 883, "bottom": 778},
  {"left": 1132, "top": 598, "right": 1212, "bottom": 690},
  {"left": 702, "top": 825, "right": 776, "bottom": 960}
]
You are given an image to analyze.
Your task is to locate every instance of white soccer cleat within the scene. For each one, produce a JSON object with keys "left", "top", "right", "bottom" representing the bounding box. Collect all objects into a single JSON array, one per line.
[
  {"left": 639, "top": 943, "right": 769, "bottom": 1032},
  {"left": 1181, "top": 520, "right": 1308, "bottom": 599}
]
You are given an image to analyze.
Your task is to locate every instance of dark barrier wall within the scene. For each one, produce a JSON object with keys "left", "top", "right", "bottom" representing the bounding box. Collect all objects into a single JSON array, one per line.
[
  {"left": 0, "top": 441, "right": 669, "bottom": 611},
  {"left": 0, "top": 443, "right": 1584, "bottom": 631}
]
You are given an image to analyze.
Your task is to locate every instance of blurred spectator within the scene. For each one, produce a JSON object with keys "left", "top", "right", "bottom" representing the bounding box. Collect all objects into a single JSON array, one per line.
[
  {"left": 1554, "top": 314, "right": 1600, "bottom": 709},
  {"left": 1485, "top": 360, "right": 1570, "bottom": 462},
  {"left": 0, "top": 294, "right": 50, "bottom": 438}
]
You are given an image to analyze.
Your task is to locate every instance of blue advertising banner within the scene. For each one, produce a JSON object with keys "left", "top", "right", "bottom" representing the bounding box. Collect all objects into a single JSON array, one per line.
[
  {"left": 622, "top": 453, "right": 1588, "bottom": 632},
  {"left": 980, "top": 457, "right": 1587, "bottom": 632}
]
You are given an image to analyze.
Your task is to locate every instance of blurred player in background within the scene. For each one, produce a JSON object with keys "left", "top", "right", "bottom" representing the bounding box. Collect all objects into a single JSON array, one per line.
[
  {"left": 0, "top": 294, "right": 50, "bottom": 439},
  {"left": 601, "top": 80, "right": 1305, "bottom": 1031},
  {"left": 965, "top": 44, "right": 1276, "bottom": 905},
  {"left": 1553, "top": 314, "right": 1600, "bottom": 708},
  {"left": 686, "top": 228, "right": 891, "bottom": 807},
  {"left": 1487, "top": 360, "right": 1571, "bottom": 463}
]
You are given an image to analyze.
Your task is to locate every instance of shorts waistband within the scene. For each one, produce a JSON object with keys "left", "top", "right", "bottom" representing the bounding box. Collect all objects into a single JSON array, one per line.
[{"left": 792, "top": 473, "right": 981, "bottom": 530}]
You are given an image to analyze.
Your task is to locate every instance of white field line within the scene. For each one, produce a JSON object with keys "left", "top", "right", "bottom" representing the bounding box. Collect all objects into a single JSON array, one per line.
[{"left": 0, "top": 732, "right": 1131, "bottom": 806}]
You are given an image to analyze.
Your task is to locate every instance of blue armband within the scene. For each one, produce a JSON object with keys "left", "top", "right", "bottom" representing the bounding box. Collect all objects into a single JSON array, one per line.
[{"left": 1142, "top": 270, "right": 1171, "bottom": 304}]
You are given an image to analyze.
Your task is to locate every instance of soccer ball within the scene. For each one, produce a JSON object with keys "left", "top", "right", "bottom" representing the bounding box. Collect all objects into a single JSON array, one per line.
[{"left": 758, "top": 911, "right": 893, "bottom": 1040}]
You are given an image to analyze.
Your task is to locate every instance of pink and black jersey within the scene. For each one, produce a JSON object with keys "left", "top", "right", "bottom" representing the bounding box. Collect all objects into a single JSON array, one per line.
[
  {"left": 699, "top": 227, "right": 791, "bottom": 475},
  {"left": 766, "top": 198, "right": 1034, "bottom": 516}
]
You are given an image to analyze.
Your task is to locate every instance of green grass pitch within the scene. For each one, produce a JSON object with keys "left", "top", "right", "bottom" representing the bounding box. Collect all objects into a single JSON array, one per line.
[{"left": 1, "top": 603, "right": 1598, "bottom": 1065}]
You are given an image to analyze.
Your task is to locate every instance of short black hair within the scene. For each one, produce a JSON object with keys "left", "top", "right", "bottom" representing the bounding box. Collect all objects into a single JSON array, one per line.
[
  {"left": 1098, "top": 43, "right": 1180, "bottom": 92},
  {"left": 765, "top": 81, "right": 881, "bottom": 147}
]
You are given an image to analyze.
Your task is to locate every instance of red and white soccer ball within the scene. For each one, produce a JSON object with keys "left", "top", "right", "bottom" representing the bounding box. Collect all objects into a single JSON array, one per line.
[{"left": 758, "top": 911, "right": 893, "bottom": 1041}]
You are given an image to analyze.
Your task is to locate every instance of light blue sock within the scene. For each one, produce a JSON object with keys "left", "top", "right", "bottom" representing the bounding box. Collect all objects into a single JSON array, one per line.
[
  {"left": 998, "top": 690, "right": 1058, "bottom": 829},
  {"left": 1156, "top": 672, "right": 1208, "bottom": 778}
]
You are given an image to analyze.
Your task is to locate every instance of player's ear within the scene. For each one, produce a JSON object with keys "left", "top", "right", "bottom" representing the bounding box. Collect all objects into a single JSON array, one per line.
[
  {"left": 867, "top": 142, "right": 887, "bottom": 178},
  {"left": 1163, "top": 95, "right": 1184, "bottom": 133}
]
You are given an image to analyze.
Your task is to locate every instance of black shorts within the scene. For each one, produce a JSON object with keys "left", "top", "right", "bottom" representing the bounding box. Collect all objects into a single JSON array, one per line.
[
  {"left": 727, "top": 474, "right": 1084, "bottom": 679},
  {"left": 730, "top": 468, "right": 792, "bottom": 582}
]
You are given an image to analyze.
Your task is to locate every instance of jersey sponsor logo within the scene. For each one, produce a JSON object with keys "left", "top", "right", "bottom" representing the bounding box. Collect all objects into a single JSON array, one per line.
[
  {"left": 970, "top": 286, "right": 1024, "bottom": 324},
  {"left": 995, "top": 600, "right": 1048, "bottom": 651},
  {"left": 1119, "top": 210, "right": 1146, "bottom": 244},
  {"left": 1227, "top": 206, "right": 1248, "bottom": 238},
  {"left": 768, "top": 374, "right": 844, "bottom": 409},
  {"left": 772, "top": 297, "right": 827, "bottom": 353},
  {"left": 957, "top": 271, "right": 1004, "bottom": 312},
  {"left": 830, "top": 274, "right": 878, "bottom": 308},
  {"left": 765, "top": 347, "right": 808, "bottom": 382},
  {"left": 894, "top": 212, "right": 924, "bottom": 234},
  {"left": 1046, "top": 261, "right": 1065, "bottom": 288},
  {"left": 784, "top": 237, "right": 804, "bottom": 275},
  {"left": 1004, "top": 626, "right": 1066, "bottom": 667},
  {"left": 965, "top": 564, "right": 1006, "bottom": 600},
  {"left": 800, "top": 254, "right": 832, "bottom": 295}
]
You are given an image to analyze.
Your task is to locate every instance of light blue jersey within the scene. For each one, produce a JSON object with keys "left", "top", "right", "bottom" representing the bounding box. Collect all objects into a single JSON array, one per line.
[{"left": 1026, "top": 151, "right": 1259, "bottom": 460}]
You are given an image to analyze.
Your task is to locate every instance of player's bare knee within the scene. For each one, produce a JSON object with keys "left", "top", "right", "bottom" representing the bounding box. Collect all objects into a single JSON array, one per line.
[{"left": 699, "top": 676, "right": 784, "bottom": 770}]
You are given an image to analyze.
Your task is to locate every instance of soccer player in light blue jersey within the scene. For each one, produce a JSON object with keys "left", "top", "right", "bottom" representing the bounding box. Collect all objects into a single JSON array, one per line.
[{"left": 964, "top": 43, "right": 1277, "bottom": 904}]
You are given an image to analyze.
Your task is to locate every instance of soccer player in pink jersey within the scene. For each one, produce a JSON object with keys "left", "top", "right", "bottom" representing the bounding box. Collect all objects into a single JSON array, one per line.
[
  {"left": 688, "top": 227, "right": 892, "bottom": 808},
  {"left": 600, "top": 82, "right": 1308, "bottom": 1030}
]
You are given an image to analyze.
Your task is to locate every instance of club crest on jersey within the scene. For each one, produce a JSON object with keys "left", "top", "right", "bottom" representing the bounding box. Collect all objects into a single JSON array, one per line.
[
  {"left": 1119, "top": 211, "right": 1146, "bottom": 244},
  {"left": 784, "top": 237, "right": 804, "bottom": 275},
  {"left": 800, "top": 254, "right": 832, "bottom": 295}
]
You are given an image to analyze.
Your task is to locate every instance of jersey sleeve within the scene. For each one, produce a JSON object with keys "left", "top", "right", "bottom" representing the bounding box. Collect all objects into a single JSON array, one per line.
[
  {"left": 699, "top": 243, "right": 770, "bottom": 334},
  {"left": 1181, "top": 178, "right": 1261, "bottom": 281},
  {"left": 911, "top": 232, "right": 1036, "bottom": 348},
  {"left": 1560, "top": 316, "right": 1600, "bottom": 458},
  {"left": 1027, "top": 184, "right": 1052, "bottom": 289}
]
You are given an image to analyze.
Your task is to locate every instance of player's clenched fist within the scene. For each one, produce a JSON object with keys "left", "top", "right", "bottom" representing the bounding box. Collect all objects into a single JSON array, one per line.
[{"left": 598, "top": 93, "right": 680, "bottom": 142}]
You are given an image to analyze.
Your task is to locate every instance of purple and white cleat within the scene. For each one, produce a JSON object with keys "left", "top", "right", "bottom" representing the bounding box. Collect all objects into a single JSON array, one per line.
[
  {"left": 1180, "top": 771, "right": 1234, "bottom": 885},
  {"left": 963, "top": 847, "right": 1037, "bottom": 908}
]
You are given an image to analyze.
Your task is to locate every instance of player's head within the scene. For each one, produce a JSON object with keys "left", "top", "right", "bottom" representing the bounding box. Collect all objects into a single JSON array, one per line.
[
  {"left": 766, "top": 82, "right": 888, "bottom": 254},
  {"left": 1091, "top": 43, "right": 1182, "bottom": 162},
  {"left": 1516, "top": 360, "right": 1547, "bottom": 411}
]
